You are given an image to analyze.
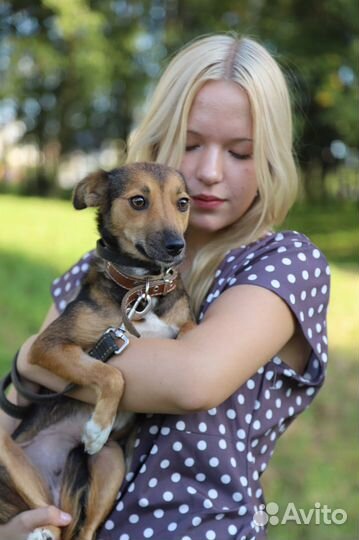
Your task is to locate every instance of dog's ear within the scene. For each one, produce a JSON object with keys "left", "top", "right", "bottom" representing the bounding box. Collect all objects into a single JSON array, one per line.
[{"left": 72, "top": 170, "right": 108, "bottom": 209}]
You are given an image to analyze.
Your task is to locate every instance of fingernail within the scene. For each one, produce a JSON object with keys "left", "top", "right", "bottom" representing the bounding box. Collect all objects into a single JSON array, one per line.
[{"left": 60, "top": 512, "right": 72, "bottom": 523}]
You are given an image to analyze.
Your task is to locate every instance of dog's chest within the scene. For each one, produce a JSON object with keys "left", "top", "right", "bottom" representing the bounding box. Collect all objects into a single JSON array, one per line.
[{"left": 135, "top": 310, "right": 179, "bottom": 338}]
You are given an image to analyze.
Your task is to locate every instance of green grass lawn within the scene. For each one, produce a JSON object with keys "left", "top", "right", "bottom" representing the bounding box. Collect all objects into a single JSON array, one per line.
[{"left": 0, "top": 194, "right": 357, "bottom": 539}]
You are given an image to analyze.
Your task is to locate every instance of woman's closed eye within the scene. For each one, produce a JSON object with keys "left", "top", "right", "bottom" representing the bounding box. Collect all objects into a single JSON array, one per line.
[
  {"left": 185, "top": 144, "right": 199, "bottom": 152},
  {"left": 229, "top": 150, "right": 252, "bottom": 160}
]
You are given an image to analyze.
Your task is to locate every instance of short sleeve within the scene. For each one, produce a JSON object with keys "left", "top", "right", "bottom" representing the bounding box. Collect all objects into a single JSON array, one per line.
[
  {"left": 207, "top": 231, "right": 330, "bottom": 387},
  {"left": 51, "top": 251, "right": 94, "bottom": 313}
]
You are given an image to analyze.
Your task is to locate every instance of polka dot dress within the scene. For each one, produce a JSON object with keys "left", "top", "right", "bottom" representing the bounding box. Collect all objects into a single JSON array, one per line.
[{"left": 51, "top": 231, "right": 330, "bottom": 539}]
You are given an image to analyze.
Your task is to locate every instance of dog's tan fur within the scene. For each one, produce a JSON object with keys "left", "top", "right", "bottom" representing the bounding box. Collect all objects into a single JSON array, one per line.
[{"left": 0, "top": 162, "right": 194, "bottom": 540}]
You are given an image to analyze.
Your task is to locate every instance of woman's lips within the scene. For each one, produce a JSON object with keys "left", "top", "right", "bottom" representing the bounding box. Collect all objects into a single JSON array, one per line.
[{"left": 191, "top": 195, "right": 225, "bottom": 210}]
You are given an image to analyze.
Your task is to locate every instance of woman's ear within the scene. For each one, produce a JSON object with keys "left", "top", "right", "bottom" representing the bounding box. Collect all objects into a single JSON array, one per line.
[{"left": 72, "top": 170, "right": 109, "bottom": 209}]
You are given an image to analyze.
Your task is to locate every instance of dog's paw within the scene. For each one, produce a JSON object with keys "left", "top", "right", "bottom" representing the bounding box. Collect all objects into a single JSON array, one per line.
[
  {"left": 82, "top": 417, "right": 113, "bottom": 455},
  {"left": 27, "top": 528, "right": 56, "bottom": 540}
]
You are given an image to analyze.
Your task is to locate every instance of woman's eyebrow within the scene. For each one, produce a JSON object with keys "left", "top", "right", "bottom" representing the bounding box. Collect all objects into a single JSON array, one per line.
[{"left": 186, "top": 129, "right": 253, "bottom": 143}]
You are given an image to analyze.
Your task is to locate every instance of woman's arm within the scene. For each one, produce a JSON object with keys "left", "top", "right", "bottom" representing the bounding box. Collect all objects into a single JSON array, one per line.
[{"left": 18, "top": 284, "right": 298, "bottom": 414}]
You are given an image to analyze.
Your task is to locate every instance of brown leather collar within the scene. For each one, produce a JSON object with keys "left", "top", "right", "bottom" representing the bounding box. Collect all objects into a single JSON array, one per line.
[{"left": 105, "top": 262, "right": 178, "bottom": 298}]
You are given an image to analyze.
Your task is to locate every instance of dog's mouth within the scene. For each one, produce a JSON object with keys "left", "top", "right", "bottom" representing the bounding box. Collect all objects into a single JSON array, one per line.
[{"left": 135, "top": 234, "right": 186, "bottom": 268}]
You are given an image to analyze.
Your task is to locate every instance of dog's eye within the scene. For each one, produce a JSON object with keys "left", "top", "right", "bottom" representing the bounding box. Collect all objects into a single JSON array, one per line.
[
  {"left": 177, "top": 197, "right": 190, "bottom": 212},
  {"left": 129, "top": 196, "right": 148, "bottom": 210}
]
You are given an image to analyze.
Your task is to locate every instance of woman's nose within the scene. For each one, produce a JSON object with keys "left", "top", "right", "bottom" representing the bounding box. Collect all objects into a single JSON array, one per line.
[{"left": 197, "top": 147, "right": 223, "bottom": 185}]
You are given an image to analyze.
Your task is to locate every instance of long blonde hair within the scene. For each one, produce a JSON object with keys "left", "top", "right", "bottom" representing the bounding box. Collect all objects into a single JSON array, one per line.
[{"left": 126, "top": 34, "right": 299, "bottom": 317}]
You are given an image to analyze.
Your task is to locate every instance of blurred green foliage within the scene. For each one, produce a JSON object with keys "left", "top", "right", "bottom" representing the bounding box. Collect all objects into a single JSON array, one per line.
[{"left": 0, "top": 0, "right": 358, "bottom": 199}]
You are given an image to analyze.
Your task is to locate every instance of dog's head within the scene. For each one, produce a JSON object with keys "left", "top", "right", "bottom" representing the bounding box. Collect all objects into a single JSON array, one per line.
[{"left": 73, "top": 162, "right": 190, "bottom": 267}]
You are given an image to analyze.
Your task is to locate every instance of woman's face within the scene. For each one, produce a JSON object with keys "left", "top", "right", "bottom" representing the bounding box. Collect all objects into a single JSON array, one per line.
[{"left": 180, "top": 79, "right": 258, "bottom": 237}]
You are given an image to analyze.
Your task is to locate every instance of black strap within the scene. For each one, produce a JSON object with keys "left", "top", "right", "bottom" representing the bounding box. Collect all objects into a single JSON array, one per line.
[
  {"left": 0, "top": 372, "right": 30, "bottom": 419},
  {"left": 0, "top": 330, "right": 124, "bottom": 419}
]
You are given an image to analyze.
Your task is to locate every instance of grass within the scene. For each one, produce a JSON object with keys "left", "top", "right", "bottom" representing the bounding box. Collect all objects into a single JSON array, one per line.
[{"left": 0, "top": 193, "right": 357, "bottom": 539}]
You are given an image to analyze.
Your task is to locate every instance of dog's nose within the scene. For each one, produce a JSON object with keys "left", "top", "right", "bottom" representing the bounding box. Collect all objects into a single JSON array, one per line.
[{"left": 165, "top": 238, "right": 185, "bottom": 257}]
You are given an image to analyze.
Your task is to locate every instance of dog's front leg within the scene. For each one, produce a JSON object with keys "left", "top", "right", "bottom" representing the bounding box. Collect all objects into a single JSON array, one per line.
[{"left": 29, "top": 340, "right": 125, "bottom": 455}]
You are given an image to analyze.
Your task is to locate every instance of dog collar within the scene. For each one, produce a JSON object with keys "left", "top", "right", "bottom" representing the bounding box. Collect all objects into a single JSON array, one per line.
[{"left": 105, "top": 262, "right": 178, "bottom": 297}]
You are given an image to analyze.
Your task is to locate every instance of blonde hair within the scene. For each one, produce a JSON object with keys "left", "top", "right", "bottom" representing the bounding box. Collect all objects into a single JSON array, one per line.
[{"left": 126, "top": 34, "right": 299, "bottom": 317}]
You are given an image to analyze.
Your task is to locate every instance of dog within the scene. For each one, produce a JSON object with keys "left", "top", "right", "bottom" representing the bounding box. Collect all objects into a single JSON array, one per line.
[{"left": 0, "top": 162, "right": 194, "bottom": 540}]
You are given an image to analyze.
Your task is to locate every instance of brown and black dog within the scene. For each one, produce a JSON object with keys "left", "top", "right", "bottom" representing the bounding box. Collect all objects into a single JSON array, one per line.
[{"left": 0, "top": 162, "right": 194, "bottom": 540}]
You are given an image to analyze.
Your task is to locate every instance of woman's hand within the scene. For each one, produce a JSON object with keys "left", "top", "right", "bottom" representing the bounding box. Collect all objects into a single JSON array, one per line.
[{"left": 0, "top": 507, "right": 72, "bottom": 540}]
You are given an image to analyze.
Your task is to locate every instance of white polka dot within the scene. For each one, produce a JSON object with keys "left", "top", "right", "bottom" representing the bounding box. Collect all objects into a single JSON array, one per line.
[
  {"left": 139, "top": 498, "right": 149, "bottom": 507},
  {"left": 161, "top": 426, "right": 170, "bottom": 435},
  {"left": 179, "top": 504, "right": 190, "bottom": 514},
  {"left": 208, "top": 407, "right": 217, "bottom": 415},
  {"left": 171, "top": 473, "right": 181, "bottom": 483},
  {"left": 196, "top": 473, "right": 206, "bottom": 482},
  {"left": 265, "top": 370, "right": 274, "bottom": 381},
  {"left": 53, "top": 287, "right": 62, "bottom": 297},
  {"left": 209, "top": 457, "right": 219, "bottom": 467},
  {"left": 144, "top": 528, "right": 154, "bottom": 538},
  {"left": 203, "top": 499, "right": 213, "bottom": 509},
  {"left": 199, "top": 422, "right": 207, "bottom": 432},
  {"left": 266, "top": 409, "right": 273, "bottom": 419},
  {"left": 302, "top": 270, "right": 309, "bottom": 280},
  {"left": 163, "top": 491, "right": 174, "bottom": 501},
  {"left": 187, "top": 486, "right": 197, "bottom": 495},
  {"left": 314, "top": 267, "right": 321, "bottom": 278},
  {"left": 148, "top": 477, "right": 157, "bottom": 488},
  {"left": 246, "top": 379, "right": 255, "bottom": 390},
  {"left": 232, "top": 492, "right": 243, "bottom": 502},
  {"left": 238, "top": 505, "right": 247, "bottom": 515},
  {"left": 129, "top": 514, "right": 139, "bottom": 523},
  {"left": 248, "top": 274, "right": 258, "bottom": 281},
  {"left": 197, "top": 440, "right": 207, "bottom": 451},
  {"left": 160, "top": 459, "right": 170, "bottom": 469},
  {"left": 219, "top": 439, "right": 227, "bottom": 450},
  {"left": 228, "top": 524, "right": 238, "bottom": 535},
  {"left": 71, "top": 265, "right": 80, "bottom": 274},
  {"left": 237, "top": 428, "right": 246, "bottom": 439},
  {"left": 265, "top": 265, "right": 275, "bottom": 272},
  {"left": 192, "top": 516, "right": 202, "bottom": 526},
  {"left": 221, "top": 474, "right": 231, "bottom": 484},
  {"left": 206, "top": 531, "right": 216, "bottom": 540},
  {"left": 208, "top": 488, "right": 219, "bottom": 499},
  {"left": 287, "top": 274, "right": 296, "bottom": 283},
  {"left": 154, "top": 509, "right": 164, "bottom": 518},
  {"left": 245, "top": 413, "right": 252, "bottom": 424},
  {"left": 321, "top": 284, "right": 328, "bottom": 294},
  {"left": 289, "top": 293, "right": 296, "bottom": 304},
  {"left": 237, "top": 394, "right": 245, "bottom": 404},
  {"left": 104, "top": 519, "right": 114, "bottom": 530},
  {"left": 294, "top": 241, "right": 302, "bottom": 248},
  {"left": 226, "top": 408, "right": 237, "bottom": 419},
  {"left": 176, "top": 420, "right": 186, "bottom": 430},
  {"left": 236, "top": 441, "right": 245, "bottom": 452},
  {"left": 301, "top": 290, "right": 307, "bottom": 301},
  {"left": 282, "top": 257, "right": 292, "bottom": 265},
  {"left": 218, "top": 424, "right": 226, "bottom": 434},
  {"left": 240, "top": 476, "right": 248, "bottom": 487},
  {"left": 173, "top": 441, "right": 183, "bottom": 451},
  {"left": 168, "top": 522, "right": 177, "bottom": 531},
  {"left": 271, "top": 279, "right": 280, "bottom": 288},
  {"left": 297, "top": 252, "right": 307, "bottom": 261},
  {"left": 275, "top": 233, "right": 284, "bottom": 241},
  {"left": 81, "top": 262, "right": 89, "bottom": 272},
  {"left": 253, "top": 420, "right": 261, "bottom": 430},
  {"left": 185, "top": 457, "right": 195, "bottom": 467},
  {"left": 313, "top": 249, "right": 321, "bottom": 258},
  {"left": 59, "top": 300, "right": 67, "bottom": 311}
]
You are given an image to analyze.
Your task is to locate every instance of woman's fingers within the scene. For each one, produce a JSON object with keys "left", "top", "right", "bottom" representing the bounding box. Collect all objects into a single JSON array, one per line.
[{"left": 1, "top": 506, "right": 72, "bottom": 540}]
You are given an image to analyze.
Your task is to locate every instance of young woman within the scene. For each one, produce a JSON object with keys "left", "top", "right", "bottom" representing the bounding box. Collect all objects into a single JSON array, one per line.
[{"left": 1, "top": 34, "right": 330, "bottom": 540}]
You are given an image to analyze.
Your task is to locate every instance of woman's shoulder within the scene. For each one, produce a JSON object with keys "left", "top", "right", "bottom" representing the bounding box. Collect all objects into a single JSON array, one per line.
[{"left": 218, "top": 230, "right": 329, "bottom": 276}]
